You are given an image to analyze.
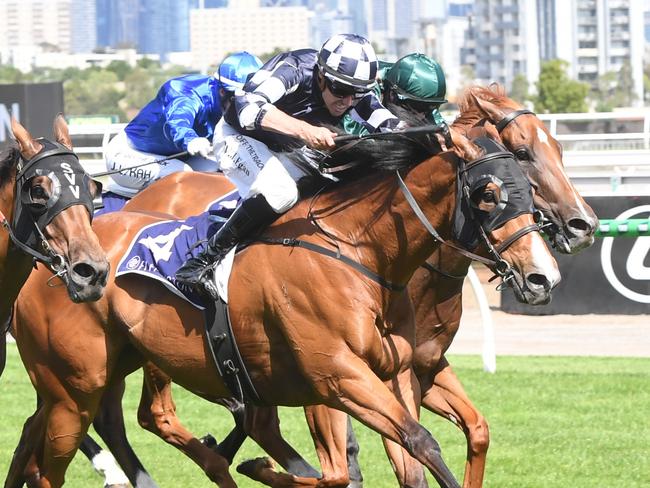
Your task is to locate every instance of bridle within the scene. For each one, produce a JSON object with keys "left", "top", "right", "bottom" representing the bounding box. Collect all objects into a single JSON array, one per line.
[
  {"left": 491, "top": 108, "right": 561, "bottom": 240},
  {"left": 397, "top": 144, "right": 540, "bottom": 290},
  {"left": 0, "top": 140, "right": 97, "bottom": 284}
]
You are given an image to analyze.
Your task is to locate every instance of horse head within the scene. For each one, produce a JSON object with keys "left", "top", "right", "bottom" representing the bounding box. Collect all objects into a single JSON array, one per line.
[
  {"left": 7, "top": 115, "right": 109, "bottom": 302},
  {"left": 447, "top": 125, "right": 560, "bottom": 304},
  {"left": 456, "top": 84, "right": 597, "bottom": 254}
]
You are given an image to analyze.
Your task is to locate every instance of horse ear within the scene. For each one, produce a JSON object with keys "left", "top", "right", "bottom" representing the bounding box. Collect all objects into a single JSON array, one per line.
[
  {"left": 11, "top": 117, "right": 42, "bottom": 160},
  {"left": 483, "top": 121, "right": 502, "bottom": 143},
  {"left": 470, "top": 92, "right": 506, "bottom": 123},
  {"left": 449, "top": 127, "right": 482, "bottom": 161},
  {"left": 53, "top": 114, "right": 73, "bottom": 150}
]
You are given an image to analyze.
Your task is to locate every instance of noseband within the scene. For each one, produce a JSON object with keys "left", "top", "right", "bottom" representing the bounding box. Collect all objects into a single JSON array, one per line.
[{"left": 0, "top": 140, "right": 97, "bottom": 282}]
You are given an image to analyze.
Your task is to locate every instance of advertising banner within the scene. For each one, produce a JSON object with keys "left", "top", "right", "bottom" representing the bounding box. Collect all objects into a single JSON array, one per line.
[
  {"left": 0, "top": 82, "right": 64, "bottom": 148},
  {"left": 501, "top": 195, "right": 650, "bottom": 315}
]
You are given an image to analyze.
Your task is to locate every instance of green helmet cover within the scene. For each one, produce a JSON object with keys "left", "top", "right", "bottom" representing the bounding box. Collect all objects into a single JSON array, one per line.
[{"left": 384, "top": 53, "right": 447, "bottom": 103}]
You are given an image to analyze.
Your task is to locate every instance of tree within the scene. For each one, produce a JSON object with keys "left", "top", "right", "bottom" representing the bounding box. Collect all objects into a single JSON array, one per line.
[
  {"left": 509, "top": 73, "right": 529, "bottom": 104},
  {"left": 106, "top": 60, "right": 132, "bottom": 81},
  {"left": 615, "top": 60, "right": 636, "bottom": 107},
  {"left": 64, "top": 70, "right": 126, "bottom": 120},
  {"left": 591, "top": 71, "right": 617, "bottom": 112},
  {"left": 0, "top": 64, "right": 25, "bottom": 84},
  {"left": 259, "top": 47, "right": 287, "bottom": 63},
  {"left": 535, "top": 59, "right": 589, "bottom": 113}
]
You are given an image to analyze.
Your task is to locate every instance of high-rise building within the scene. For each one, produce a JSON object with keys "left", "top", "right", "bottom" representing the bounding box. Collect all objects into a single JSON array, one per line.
[
  {"left": 96, "top": 0, "right": 139, "bottom": 49},
  {"left": 0, "top": 0, "right": 72, "bottom": 53},
  {"left": 555, "top": 0, "right": 644, "bottom": 105},
  {"left": 139, "top": 0, "right": 192, "bottom": 59},
  {"left": 470, "top": 0, "right": 540, "bottom": 90},
  {"left": 70, "top": 0, "right": 97, "bottom": 53},
  {"left": 190, "top": 1, "right": 310, "bottom": 70}
]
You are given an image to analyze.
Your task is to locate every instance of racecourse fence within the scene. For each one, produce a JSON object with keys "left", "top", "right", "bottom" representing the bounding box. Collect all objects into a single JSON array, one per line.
[{"left": 69, "top": 110, "right": 650, "bottom": 196}]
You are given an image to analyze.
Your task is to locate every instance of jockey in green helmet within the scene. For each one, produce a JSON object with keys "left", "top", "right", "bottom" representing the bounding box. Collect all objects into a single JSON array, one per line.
[{"left": 341, "top": 53, "right": 447, "bottom": 136}]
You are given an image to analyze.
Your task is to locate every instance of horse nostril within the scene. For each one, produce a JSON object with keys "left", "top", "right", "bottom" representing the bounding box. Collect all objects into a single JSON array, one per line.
[
  {"left": 526, "top": 273, "right": 550, "bottom": 290},
  {"left": 568, "top": 217, "right": 594, "bottom": 235},
  {"left": 71, "top": 262, "right": 97, "bottom": 282}
]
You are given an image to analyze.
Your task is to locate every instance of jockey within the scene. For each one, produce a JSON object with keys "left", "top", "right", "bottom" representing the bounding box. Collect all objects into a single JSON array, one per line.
[
  {"left": 99, "top": 51, "right": 263, "bottom": 214},
  {"left": 175, "top": 33, "right": 400, "bottom": 291},
  {"left": 341, "top": 52, "right": 447, "bottom": 136}
]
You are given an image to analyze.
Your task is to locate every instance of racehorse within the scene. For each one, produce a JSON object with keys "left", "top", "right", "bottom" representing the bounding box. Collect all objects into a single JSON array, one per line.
[
  {"left": 0, "top": 115, "right": 108, "bottom": 377},
  {"left": 9, "top": 85, "right": 590, "bottom": 487},
  {"left": 7, "top": 121, "right": 559, "bottom": 487},
  {"left": 86, "top": 85, "right": 594, "bottom": 487}
]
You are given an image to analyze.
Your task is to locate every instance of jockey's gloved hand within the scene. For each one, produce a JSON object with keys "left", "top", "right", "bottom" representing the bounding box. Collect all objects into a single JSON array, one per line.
[{"left": 187, "top": 137, "right": 212, "bottom": 158}]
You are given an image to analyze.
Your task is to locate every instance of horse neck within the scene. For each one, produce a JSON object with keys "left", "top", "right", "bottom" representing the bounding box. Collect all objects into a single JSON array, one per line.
[
  {"left": 315, "top": 153, "right": 458, "bottom": 288},
  {"left": 0, "top": 169, "right": 32, "bottom": 320}
]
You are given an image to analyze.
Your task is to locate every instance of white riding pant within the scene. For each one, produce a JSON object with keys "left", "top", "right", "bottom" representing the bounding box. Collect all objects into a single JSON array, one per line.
[
  {"left": 103, "top": 130, "right": 219, "bottom": 197},
  {"left": 213, "top": 120, "right": 309, "bottom": 213}
]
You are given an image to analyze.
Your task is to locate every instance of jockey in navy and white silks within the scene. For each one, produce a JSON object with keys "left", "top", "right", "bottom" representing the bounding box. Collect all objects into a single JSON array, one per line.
[
  {"left": 100, "top": 51, "right": 263, "bottom": 207},
  {"left": 175, "top": 34, "right": 401, "bottom": 293}
]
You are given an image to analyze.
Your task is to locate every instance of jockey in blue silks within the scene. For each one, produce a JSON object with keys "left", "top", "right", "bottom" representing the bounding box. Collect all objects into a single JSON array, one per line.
[{"left": 98, "top": 51, "right": 263, "bottom": 214}]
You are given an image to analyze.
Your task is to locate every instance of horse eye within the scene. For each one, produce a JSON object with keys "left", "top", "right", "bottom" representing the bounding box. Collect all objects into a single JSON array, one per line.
[
  {"left": 30, "top": 185, "right": 49, "bottom": 202},
  {"left": 515, "top": 148, "right": 531, "bottom": 161},
  {"left": 482, "top": 189, "right": 497, "bottom": 204}
]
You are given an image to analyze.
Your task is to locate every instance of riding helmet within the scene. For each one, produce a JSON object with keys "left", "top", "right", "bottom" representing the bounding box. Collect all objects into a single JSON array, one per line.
[
  {"left": 216, "top": 51, "right": 263, "bottom": 92},
  {"left": 384, "top": 53, "right": 447, "bottom": 103},
  {"left": 317, "top": 34, "right": 378, "bottom": 90}
]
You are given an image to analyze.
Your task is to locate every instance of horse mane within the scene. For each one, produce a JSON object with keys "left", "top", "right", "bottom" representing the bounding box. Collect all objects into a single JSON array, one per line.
[
  {"left": 453, "top": 83, "right": 520, "bottom": 129},
  {"left": 286, "top": 109, "right": 439, "bottom": 181},
  {"left": 0, "top": 143, "right": 19, "bottom": 188}
]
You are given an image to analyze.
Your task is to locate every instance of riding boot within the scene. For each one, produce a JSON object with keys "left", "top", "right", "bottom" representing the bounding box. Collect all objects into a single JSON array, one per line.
[{"left": 175, "top": 194, "right": 278, "bottom": 292}]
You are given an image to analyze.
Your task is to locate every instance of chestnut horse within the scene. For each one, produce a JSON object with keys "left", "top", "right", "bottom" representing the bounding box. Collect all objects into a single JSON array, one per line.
[
  {"left": 0, "top": 116, "right": 108, "bottom": 377},
  {"left": 8, "top": 86, "right": 590, "bottom": 487},
  {"left": 83, "top": 85, "right": 594, "bottom": 487},
  {"left": 8, "top": 124, "right": 558, "bottom": 487}
]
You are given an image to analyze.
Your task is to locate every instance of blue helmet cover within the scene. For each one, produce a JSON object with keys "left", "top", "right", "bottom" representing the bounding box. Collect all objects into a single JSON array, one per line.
[{"left": 217, "top": 51, "right": 263, "bottom": 92}]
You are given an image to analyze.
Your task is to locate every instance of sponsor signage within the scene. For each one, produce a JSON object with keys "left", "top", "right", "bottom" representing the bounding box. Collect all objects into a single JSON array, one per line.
[
  {"left": 0, "top": 82, "right": 64, "bottom": 148},
  {"left": 501, "top": 195, "right": 650, "bottom": 315}
]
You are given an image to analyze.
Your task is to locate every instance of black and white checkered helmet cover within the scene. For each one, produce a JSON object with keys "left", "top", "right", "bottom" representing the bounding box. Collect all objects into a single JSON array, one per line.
[{"left": 318, "top": 34, "right": 378, "bottom": 89}]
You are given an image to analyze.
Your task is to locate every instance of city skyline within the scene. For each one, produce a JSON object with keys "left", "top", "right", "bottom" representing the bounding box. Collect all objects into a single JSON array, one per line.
[{"left": 0, "top": 0, "right": 648, "bottom": 105}]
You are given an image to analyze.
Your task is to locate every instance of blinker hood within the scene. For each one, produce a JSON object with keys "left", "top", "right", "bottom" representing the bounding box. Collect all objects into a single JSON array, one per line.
[
  {"left": 452, "top": 136, "right": 534, "bottom": 250},
  {"left": 12, "top": 139, "right": 98, "bottom": 248}
]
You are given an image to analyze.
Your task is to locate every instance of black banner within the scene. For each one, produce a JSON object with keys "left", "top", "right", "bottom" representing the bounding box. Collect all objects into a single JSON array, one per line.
[
  {"left": 501, "top": 195, "right": 650, "bottom": 315},
  {"left": 0, "top": 82, "right": 64, "bottom": 148}
]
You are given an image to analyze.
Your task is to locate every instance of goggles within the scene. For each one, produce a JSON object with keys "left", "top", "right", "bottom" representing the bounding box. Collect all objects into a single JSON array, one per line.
[
  {"left": 323, "top": 75, "right": 371, "bottom": 100},
  {"left": 396, "top": 95, "right": 442, "bottom": 115}
]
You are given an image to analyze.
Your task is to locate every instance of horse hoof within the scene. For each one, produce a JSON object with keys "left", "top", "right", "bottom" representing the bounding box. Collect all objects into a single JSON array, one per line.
[
  {"left": 105, "top": 484, "right": 130, "bottom": 488},
  {"left": 236, "top": 456, "right": 275, "bottom": 477},
  {"left": 200, "top": 433, "right": 218, "bottom": 449},
  {"left": 347, "top": 482, "right": 363, "bottom": 488}
]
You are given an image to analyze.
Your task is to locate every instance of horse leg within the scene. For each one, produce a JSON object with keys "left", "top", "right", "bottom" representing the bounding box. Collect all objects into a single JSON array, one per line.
[
  {"left": 90, "top": 378, "right": 158, "bottom": 487},
  {"left": 242, "top": 405, "right": 320, "bottom": 477},
  {"left": 344, "top": 417, "right": 364, "bottom": 487},
  {"left": 381, "top": 368, "right": 428, "bottom": 488},
  {"left": 303, "top": 405, "right": 350, "bottom": 485},
  {"left": 419, "top": 357, "right": 489, "bottom": 488},
  {"left": 136, "top": 363, "right": 236, "bottom": 487},
  {"left": 313, "top": 352, "right": 460, "bottom": 488},
  {"left": 5, "top": 405, "right": 45, "bottom": 488}
]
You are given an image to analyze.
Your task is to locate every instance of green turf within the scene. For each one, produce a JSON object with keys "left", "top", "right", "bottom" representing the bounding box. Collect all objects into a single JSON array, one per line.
[{"left": 1, "top": 343, "right": 649, "bottom": 487}]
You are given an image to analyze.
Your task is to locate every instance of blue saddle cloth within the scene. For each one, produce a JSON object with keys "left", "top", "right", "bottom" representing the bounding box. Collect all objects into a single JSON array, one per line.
[{"left": 115, "top": 190, "right": 240, "bottom": 308}]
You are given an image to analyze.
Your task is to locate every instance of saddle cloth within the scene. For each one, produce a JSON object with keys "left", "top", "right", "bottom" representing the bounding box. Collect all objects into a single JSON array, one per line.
[{"left": 115, "top": 190, "right": 241, "bottom": 308}]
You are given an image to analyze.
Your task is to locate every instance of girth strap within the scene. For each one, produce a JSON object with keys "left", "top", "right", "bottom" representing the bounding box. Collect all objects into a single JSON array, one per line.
[
  {"left": 252, "top": 237, "right": 407, "bottom": 292},
  {"left": 203, "top": 296, "right": 263, "bottom": 405}
]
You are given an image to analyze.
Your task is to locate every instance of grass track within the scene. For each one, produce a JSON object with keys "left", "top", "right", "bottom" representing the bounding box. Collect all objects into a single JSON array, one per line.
[{"left": 1, "top": 343, "right": 649, "bottom": 487}]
